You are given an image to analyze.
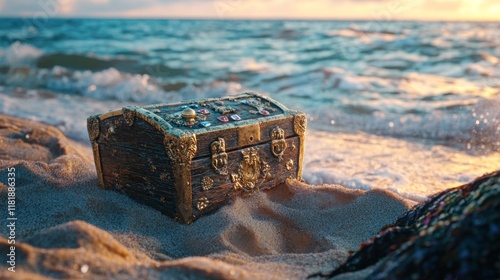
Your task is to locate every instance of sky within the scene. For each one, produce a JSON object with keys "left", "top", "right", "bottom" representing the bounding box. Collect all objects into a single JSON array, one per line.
[{"left": 0, "top": 0, "right": 499, "bottom": 21}]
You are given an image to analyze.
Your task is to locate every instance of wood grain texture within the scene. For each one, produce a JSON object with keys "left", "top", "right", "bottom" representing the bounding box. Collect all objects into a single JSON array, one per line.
[{"left": 97, "top": 115, "right": 177, "bottom": 218}]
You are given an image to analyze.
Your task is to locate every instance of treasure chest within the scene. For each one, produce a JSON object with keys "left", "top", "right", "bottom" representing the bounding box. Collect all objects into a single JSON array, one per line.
[{"left": 87, "top": 92, "right": 306, "bottom": 224}]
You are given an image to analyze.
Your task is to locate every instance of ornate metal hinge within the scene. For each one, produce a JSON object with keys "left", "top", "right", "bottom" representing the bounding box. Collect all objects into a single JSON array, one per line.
[
  {"left": 164, "top": 133, "right": 197, "bottom": 165},
  {"left": 211, "top": 137, "right": 228, "bottom": 175},
  {"left": 231, "top": 147, "right": 271, "bottom": 192},
  {"left": 270, "top": 126, "right": 287, "bottom": 161},
  {"left": 164, "top": 133, "right": 197, "bottom": 224}
]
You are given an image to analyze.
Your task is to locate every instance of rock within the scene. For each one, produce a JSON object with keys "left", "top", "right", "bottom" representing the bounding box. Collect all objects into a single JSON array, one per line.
[{"left": 311, "top": 170, "right": 500, "bottom": 279}]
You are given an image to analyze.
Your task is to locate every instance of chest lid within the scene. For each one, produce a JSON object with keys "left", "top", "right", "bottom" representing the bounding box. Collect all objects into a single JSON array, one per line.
[
  {"left": 96, "top": 92, "right": 305, "bottom": 159},
  {"left": 142, "top": 92, "right": 294, "bottom": 130}
]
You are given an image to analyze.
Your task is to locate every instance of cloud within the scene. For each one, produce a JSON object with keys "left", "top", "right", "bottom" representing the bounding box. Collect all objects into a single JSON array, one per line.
[
  {"left": 421, "top": 0, "right": 463, "bottom": 11},
  {"left": 0, "top": 0, "right": 149, "bottom": 16},
  {"left": 0, "top": 0, "right": 498, "bottom": 21},
  {"left": 89, "top": 0, "right": 110, "bottom": 3},
  {"left": 0, "top": 0, "right": 76, "bottom": 16},
  {"left": 60, "top": 0, "right": 78, "bottom": 14},
  {"left": 0, "top": 1, "right": 39, "bottom": 15},
  {"left": 72, "top": 0, "right": 151, "bottom": 14}
]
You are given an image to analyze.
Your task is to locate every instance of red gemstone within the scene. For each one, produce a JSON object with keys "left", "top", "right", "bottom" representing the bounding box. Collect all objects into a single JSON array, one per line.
[
  {"left": 198, "top": 108, "right": 210, "bottom": 115},
  {"left": 217, "top": 115, "right": 229, "bottom": 122},
  {"left": 259, "top": 110, "right": 270, "bottom": 116}
]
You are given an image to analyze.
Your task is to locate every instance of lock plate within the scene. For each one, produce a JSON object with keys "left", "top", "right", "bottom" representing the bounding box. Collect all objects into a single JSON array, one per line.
[{"left": 238, "top": 123, "right": 261, "bottom": 146}]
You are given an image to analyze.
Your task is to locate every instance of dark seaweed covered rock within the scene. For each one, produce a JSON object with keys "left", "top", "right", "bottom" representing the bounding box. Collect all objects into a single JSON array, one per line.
[{"left": 311, "top": 170, "right": 500, "bottom": 280}]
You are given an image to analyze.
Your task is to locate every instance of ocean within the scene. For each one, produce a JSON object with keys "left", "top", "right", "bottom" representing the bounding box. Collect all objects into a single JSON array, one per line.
[{"left": 0, "top": 18, "right": 498, "bottom": 200}]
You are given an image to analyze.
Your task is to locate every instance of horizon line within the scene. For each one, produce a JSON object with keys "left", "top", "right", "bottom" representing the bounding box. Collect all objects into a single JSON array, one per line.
[{"left": 0, "top": 15, "right": 499, "bottom": 23}]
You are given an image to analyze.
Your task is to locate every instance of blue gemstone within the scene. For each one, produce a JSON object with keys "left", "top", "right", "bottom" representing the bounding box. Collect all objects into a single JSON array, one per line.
[
  {"left": 181, "top": 105, "right": 188, "bottom": 109},
  {"left": 200, "top": 121, "right": 211, "bottom": 127}
]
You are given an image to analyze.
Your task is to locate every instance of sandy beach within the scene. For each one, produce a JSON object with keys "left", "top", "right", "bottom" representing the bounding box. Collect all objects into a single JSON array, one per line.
[{"left": 0, "top": 114, "right": 416, "bottom": 279}]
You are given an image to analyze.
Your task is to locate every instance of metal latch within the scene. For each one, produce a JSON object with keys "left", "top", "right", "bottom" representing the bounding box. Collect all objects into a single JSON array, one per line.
[{"left": 238, "top": 123, "right": 261, "bottom": 146}]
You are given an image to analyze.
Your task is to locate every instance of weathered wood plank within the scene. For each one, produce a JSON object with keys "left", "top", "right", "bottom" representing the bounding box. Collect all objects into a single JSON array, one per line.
[
  {"left": 96, "top": 116, "right": 166, "bottom": 153},
  {"left": 97, "top": 116, "right": 177, "bottom": 217}
]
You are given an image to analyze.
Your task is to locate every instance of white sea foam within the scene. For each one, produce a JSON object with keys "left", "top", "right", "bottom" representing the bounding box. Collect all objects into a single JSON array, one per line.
[
  {"left": 47, "top": 67, "right": 168, "bottom": 103},
  {"left": 239, "top": 58, "right": 271, "bottom": 72},
  {"left": 325, "top": 28, "right": 400, "bottom": 43},
  {"left": 303, "top": 130, "right": 499, "bottom": 202},
  {"left": 0, "top": 42, "right": 43, "bottom": 66}
]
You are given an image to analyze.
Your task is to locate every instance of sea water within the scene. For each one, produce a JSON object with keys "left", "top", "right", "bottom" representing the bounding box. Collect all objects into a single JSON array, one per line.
[{"left": 0, "top": 19, "right": 498, "bottom": 201}]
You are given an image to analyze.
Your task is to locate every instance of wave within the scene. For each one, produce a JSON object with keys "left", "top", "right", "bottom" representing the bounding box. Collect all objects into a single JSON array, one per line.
[
  {"left": 0, "top": 64, "right": 248, "bottom": 105},
  {"left": 326, "top": 26, "right": 406, "bottom": 38},
  {"left": 0, "top": 42, "right": 43, "bottom": 66},
  {"left": 267, "top": 67, "right": 500, "bottom": 153},
  {"left": 36, "top": 53, "right": 137, "bottom": 71},
  {"left": 0, "top": 41, "right": 499, "bottom": 152},
  {"left": 37, "top": 53, "right": 189, "bottom": 77},
  {"left": 0, "top": 42, "right": 188, "bottom": 77}
]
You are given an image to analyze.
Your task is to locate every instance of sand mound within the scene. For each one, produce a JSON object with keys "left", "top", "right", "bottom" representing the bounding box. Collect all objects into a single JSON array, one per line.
[{"left": 0, "top": 115, "right": 412, "bottom": 279}]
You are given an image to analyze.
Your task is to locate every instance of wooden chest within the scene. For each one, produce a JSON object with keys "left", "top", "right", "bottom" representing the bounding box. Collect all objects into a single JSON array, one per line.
[{"left": 87, "top": 92, "right": 306, "bottom": 224}]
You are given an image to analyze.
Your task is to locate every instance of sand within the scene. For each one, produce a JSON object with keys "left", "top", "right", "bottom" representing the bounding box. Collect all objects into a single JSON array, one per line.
[{"left": 0, "top": 115, "right": 415, "bottom": 279}]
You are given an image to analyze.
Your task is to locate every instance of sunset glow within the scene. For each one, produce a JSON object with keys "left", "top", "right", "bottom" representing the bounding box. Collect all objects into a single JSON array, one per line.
[{"left": 0, "top": 0, "right": 499, "bottom": 21}]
